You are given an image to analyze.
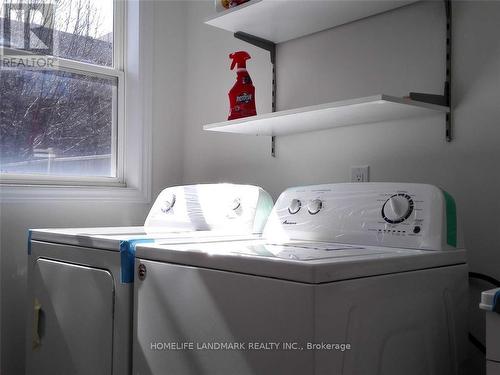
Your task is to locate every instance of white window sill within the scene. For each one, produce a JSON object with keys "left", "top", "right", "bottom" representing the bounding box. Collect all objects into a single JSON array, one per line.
[{"left": 0, "top": 183, "right": 150, "bottom": 202}]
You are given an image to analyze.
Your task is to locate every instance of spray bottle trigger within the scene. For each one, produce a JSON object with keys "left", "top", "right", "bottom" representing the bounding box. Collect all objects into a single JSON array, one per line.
[{"left": 229, "top": 51, "right": 250, "bottom": 70}]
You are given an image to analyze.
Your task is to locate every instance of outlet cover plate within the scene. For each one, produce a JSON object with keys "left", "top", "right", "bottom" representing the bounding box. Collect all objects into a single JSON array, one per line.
[{"left": 350, "top": 166, "right": 370, "bottom": 182}]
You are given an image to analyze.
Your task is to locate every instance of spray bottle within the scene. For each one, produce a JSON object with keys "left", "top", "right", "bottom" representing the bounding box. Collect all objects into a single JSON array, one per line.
[{"left": 228, "top": 51, "right": 257, "bottom": 120}]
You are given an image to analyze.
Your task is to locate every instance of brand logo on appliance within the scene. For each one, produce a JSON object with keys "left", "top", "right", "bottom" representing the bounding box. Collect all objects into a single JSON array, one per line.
[
  {"left": 282, "top": 220, "right": 297, "bottom": 225},
  {"left": 236, "top": 93, "right": 252, "bottom": 103}
]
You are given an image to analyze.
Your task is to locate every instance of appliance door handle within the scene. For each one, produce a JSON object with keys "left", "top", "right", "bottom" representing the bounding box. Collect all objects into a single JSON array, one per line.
[{"left": 32, "top": 298, "right": 42, "bottom": 349}]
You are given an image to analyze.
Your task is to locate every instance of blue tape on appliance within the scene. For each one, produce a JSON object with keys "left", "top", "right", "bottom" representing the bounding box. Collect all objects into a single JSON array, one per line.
[
  {"left": 120, "top": 239, "right": 154, "bottom": 284},
  {"left": 27, "top": 230, "right": 32, "bottom": 255},
  {"left": 494, "top": 289, "right": 500, "bottom": 314}
]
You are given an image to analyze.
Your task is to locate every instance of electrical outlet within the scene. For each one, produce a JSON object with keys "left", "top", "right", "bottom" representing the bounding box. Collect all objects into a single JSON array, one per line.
[{"left": 350, "top": 166, "right": 369, "bottom": 182}]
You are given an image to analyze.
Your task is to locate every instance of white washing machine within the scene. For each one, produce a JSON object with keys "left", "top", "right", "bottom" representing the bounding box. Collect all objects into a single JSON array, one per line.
[
  {"left": 25, "top": 184, "right": 273, "bottom": 375},
  {"left": 133, "top": 183, "right": 468, "bottom": 375}
]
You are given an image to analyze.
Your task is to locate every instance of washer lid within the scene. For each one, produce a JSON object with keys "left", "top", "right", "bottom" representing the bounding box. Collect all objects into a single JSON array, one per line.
[{"left": 135, "top": 240, "right": 467, "bottom": 283}]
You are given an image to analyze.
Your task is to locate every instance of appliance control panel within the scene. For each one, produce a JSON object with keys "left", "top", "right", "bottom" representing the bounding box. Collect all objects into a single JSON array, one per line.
[
  {"left": 145, "top": 184, "right": 273, "bottom": 234},
  {"left": 263, "top": 183, "right": 458, "bottom": 251}
]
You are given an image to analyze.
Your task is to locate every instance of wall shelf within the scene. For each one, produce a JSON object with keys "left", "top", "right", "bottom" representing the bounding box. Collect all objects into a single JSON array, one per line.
[
  {"left": 204, "top": 0, "right": 452, "bottom": 155},
  {"left": 204, "top": 95, "right": 449, "bottom": 137},
  {"left": 205, "top": 0, "right": 418, "bottom": 44}
]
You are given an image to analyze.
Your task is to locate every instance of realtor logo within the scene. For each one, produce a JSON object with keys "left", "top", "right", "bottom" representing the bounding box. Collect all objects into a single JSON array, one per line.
[
  {"left": 1, "top": 2, "right": 55, "bottom": 55},
  {"left": 1, "top": 2, "right": 58, "bottom": 69}
]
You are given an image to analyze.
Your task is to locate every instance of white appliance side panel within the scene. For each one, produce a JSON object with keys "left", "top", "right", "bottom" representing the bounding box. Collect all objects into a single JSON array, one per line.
[
  {"left": 133, "top": 259, "right": 315, "bottom": 375},
  {"left": 487, "top": 361, "right": 500, "bottom": 375},
  {"left": 486, "top": 312, "right": 500, "bottom": 362},
  {"left": 315, "top": 264, "right": 469, "bottom": 375},
  {"left": 26, "top": 258, "right": 115, "bottom": 375}
]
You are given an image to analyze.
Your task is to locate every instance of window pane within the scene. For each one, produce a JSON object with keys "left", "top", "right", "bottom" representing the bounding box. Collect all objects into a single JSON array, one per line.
[
  {"left": 0, "top": 69, "right": 117, "bottom": 177},
  {"left": 1, "top": 0, "right": 113, "bottom": 67}
]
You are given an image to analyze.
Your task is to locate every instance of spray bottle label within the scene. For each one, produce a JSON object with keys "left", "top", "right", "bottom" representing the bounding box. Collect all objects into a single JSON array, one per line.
[{"left": 236, "top": 93, "right": 252, "bottom": 104}]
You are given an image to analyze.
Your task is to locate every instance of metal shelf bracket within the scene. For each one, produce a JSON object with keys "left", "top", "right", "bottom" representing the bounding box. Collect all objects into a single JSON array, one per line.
[
  {"left": 234, "top": 31, "right": 277, "bottom": 156},
  {"left": 409, "top": 0, "right": 452, "bottom": 142}
]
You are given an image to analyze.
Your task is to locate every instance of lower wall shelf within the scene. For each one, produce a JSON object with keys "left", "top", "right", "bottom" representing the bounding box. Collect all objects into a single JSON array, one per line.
[{"left": 203, "top": 94, "right": 449, "bottom": 137}]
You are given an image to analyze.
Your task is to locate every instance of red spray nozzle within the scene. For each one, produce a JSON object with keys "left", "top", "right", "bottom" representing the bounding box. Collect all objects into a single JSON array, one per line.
[{"left": 229, "top": 51, "right": 251, "bottom": 70}]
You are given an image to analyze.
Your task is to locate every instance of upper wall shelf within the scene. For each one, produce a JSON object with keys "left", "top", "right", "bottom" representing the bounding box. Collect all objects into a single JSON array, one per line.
[
  {"left": 203, "top": 95, "right": 449, "bottom": 136},
  {"left": 205, "top": 0, "right": 419, "bottom": 43}
]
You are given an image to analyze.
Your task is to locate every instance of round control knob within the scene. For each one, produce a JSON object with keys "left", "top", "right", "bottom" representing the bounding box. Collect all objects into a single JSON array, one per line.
[
  {"left": 288, "top": 199, "right": 302, "bottom": 214},
  {"left": 308, "top": 199, "right": 323, "bottom": 215},
  {"left": 382, "top": 194, "right": 413, "bottom": 224},
  {"left": 160, "top": 193, "right": 176, "bottom": 213},
  {"left": 231, "top": 198, "right": 241, "bottom": 211}
]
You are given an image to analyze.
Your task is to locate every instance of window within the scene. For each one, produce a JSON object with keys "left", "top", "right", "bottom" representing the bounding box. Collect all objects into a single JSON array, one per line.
[{"left": 0, "top": 0, "right": 124, "bottom": 182}]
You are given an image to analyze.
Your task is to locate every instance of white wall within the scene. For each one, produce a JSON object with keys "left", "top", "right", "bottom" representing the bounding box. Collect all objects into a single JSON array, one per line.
[
  {"left": 0, "top": 2, "right": 186, "bottom": 373},
  {"left": 181, "top": 1, "right": 500, "bottom": 372}
]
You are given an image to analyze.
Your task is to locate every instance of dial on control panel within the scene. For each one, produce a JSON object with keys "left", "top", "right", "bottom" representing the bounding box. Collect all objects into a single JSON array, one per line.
[
  {"left": 382, "top": 193, "right": 414, "bottom": 224},
  {"left": 288, "top": 199, "right": 302, "bottom": 214},
  {"left": 231, "top": 198, "right": 241, "bottom": 211},
  {"left": 160, "top": 194, "right": 176, "bottom": 213},
  {"left": 308, "top": 199, "right": 323, "bottom": 215}
]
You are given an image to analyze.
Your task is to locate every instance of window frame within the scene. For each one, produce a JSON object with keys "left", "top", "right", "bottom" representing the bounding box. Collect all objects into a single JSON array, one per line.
[{"left": 0, "top": 0, "right": 153, "bottom": 202}]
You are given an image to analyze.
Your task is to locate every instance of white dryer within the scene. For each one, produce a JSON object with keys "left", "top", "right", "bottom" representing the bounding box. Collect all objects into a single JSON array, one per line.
[
  {"left": 133, "top": 183, "right": 468, "bottom": 375},
  {"left": 25, "top": 184, "right": 273, "bottom": 375}
]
